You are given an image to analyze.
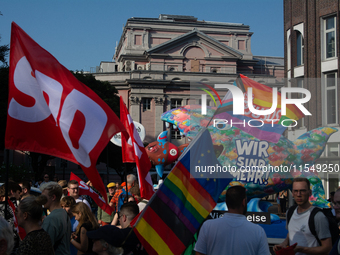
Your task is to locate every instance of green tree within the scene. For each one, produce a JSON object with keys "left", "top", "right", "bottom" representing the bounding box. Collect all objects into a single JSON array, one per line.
[
  {"left": 72, "top": 72, "right": 128, "bottom": 180},
  {"left": 0, "top": 36, "right": 9, "bottom": 67}
]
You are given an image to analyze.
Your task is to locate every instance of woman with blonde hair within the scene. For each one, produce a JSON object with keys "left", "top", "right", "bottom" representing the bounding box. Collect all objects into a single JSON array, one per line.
[
  {"left": 70, "top": 202, "right": 99, "bottom": 254},
  {"left": 15, "top": 195, "right": 54, "bottom": 255}
]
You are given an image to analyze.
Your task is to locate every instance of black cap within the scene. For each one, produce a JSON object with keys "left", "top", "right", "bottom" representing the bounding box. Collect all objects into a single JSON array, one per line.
[{"left": 87, "top": 225, "right": 124, "bottom": 247}]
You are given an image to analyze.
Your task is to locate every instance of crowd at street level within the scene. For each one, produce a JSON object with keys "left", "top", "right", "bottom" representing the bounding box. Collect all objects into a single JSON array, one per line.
[
  {"left": 0, "top": 174, "right": 147, "bottom": 255},
  {"left": 1, "top": 176, "right": 340, "bottom": 255}
]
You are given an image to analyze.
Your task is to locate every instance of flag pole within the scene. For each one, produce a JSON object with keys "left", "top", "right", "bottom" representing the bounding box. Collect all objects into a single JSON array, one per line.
[
  {"left": 4, "top": 149, "right": 9, "bottom": 219},
  {"left": 124, "top": 163, "right": 128, "bottom": 203},
  {"left": 106, "top": 143, "right": 110, "bottom": 185}
]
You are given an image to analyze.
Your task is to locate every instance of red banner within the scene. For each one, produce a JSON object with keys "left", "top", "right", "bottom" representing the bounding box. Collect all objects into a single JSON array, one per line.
[
  {"left": 5, "top": 22, "right": 127, "bottom": 201},
  {"left": 70, "top": 172, "right": 114, "bottom": 215},
  {"left": 120, "top": 97, "right": 154, "bottom": 200}
]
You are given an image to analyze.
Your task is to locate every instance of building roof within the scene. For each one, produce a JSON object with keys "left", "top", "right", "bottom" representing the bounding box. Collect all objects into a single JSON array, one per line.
[
  {"left": 146, "top": 28, "right": 243, "bottom": 58},
  {"left": 127, "top": 14, "right": 249, "bottom": 29}
]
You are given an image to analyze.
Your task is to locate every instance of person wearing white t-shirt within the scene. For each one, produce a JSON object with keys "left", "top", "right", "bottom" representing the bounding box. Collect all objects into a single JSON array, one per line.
[{"left": 274, "top": 177, "right": 332, "bottom": 255}]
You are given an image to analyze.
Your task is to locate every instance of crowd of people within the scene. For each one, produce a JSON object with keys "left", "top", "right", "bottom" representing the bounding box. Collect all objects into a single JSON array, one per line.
[
  {"left": 194, "top": 178, "right": 340, "bottom": 255},
  {"left": 0, "top": 173, "right": 147, "bottom": 255},
  {"left": 2, "top": 175, "right": 340, "bottom": 255}
]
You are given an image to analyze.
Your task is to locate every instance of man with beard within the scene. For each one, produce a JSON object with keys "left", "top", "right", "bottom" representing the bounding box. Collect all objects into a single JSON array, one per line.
[{"left": 194, "top": 186, "right": 270, "bottom": 255}]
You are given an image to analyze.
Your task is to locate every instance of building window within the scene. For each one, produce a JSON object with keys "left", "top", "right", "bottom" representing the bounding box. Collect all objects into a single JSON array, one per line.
[
  {"left": 171, "top": 99, "right": 182, "bottom": 139},
  {"left": 297, "top": 78, "right": 304, "bottom": 128},
  {"left": 238, "top": 40, "right": 245, "bottom": 50},
  {"left": 198, "top": 98, "right": 211, "bottom": 107},
  {"left": 325, "top": 72, "right": 337, "bottom": 124},
  {"left": 327, "top": 143, "right": 339, "bottom": 157},
  {"left": 171, "top": 99, "right": 182, "bottom": 109},
  {"left": 142, "top": 98, "right": 151, "bottom": 111},
  {"left": 296, "top": 31, "right": 304, "bottom": 66},
  {"left": 135, "top": 35, "right": 142, "bottom": 45},
  {"left": 323, "top": 16, "right": 336, "bottom": 59}
]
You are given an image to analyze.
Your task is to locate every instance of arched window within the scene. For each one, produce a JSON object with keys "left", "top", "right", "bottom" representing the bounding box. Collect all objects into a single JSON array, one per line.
[{"left": 296, "top": 31, "right": 304, "bottom": 66}]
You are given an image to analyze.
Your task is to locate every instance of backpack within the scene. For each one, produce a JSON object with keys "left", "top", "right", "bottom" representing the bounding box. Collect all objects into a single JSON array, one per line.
[
  {"left": 287, "top": 204, "right": 339, "bottom": 245},
  {"left": 117, "top": 189, "right": 132, "bottom": 212}
]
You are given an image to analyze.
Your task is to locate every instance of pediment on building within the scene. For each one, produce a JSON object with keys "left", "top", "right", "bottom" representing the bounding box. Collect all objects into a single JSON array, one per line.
[{"left": 146, "top": 28, "right": 243, "bottom": 59}]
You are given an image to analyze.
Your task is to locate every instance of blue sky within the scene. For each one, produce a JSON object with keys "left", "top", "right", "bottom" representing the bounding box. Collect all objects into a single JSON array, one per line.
[{"left": 0, "top": 0, "right": 283, "bottom": 72}]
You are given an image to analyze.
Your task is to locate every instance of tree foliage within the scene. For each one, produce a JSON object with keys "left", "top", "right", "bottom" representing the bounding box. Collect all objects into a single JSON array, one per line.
[
  {"left": 72, "top": 72, "right": 128, "bottom": 179},
  {"left": 0, "top": 67, "right": 8, "bottom": 150},
  {"left": 0, "top": 45, "right": 9, "bottom": 67},
  {"left": 0, "top": 35, "right": 9, "bottom": 152}
]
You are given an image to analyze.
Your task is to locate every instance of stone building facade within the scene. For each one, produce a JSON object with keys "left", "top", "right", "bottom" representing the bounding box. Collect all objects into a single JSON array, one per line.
[{"left": 94, "top": 14, "right": 284, "bottom": 146}]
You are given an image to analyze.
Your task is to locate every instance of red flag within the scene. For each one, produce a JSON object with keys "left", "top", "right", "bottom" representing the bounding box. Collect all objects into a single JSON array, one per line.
[
  {"left": 70, "top": 172, "right": 114, "bottom": 215},
  {"left": 5, "top": 22, "right": 126, "bottom": 202},
  {"left": 120, "top": 97, "right": 154, "bottom": 200}
]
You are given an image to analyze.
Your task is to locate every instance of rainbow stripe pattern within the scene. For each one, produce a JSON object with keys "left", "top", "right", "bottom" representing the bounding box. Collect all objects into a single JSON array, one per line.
[{"left": 133, "top": 129, "right": 232, "bottom": 255}]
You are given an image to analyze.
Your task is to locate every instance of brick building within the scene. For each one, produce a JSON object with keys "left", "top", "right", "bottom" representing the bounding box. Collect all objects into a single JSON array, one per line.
[{"left": 284, "top": 0, "right": 340, "bottom": 195}]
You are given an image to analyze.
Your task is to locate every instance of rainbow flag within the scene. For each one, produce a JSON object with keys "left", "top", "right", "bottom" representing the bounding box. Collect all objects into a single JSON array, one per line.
[
  {"left": 133, "top": 129, "right": 233, "bottom": 255},
  {"left": 214, "top": 74, "right": 304, "bottom": 143}
]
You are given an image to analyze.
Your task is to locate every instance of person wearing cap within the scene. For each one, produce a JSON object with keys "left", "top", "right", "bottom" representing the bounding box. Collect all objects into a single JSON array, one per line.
[
  {"left": 109, "top": 182, "right": 124, "bottom": 212},
  {"left": 86, "top": 225, "right": 123, "bottom": 255},
  {"left": 107, "top": 183, "right": 117, "bottom": 202},
  {"left": 98, "top": 183, "right": 116, "bottom": 226}
]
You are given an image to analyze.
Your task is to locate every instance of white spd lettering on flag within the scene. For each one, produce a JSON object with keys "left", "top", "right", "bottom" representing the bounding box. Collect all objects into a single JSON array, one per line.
[{"left": 9, "top": 57, "right": 107, "bottom": 167}]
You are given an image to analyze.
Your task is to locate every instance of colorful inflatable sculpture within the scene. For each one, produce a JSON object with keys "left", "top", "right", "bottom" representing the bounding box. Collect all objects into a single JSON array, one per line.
[
  {"left": 160, "top": 104, "right": 337, "bottom": 208},
  {"left": 145, "top": 130, "right": 188, "bottom": 177}
]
